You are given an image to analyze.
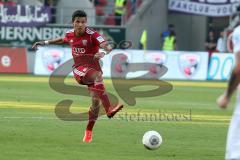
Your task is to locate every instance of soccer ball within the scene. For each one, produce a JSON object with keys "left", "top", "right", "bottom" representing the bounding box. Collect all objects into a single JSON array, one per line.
[{"left": 142, "top": 131, "right": 162, "bottom": 150}]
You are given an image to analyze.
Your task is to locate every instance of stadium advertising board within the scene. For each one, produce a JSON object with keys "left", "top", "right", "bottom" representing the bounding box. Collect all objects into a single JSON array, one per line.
[
  {"left": 34, "top": 46, "right": 72, "bottom": 75},
  {"left": 162, "top": 51, "right": 208, "bottom": 80},
  {"left": 0, "top": 4, "right": 52, "bottom": 27},
  {"left": 104, "top": 50, "right": 209, "bottom": 80},
  {"left": 0, "top": 25, "right": 126, "bottom": 48},
  {"left": 207, "top": 53, "right": 234, "bottom": 80},
  {"left": 168, "top": 0, "right": 239, "bottom": 17},
  {"left": 34, "top": 48, "right": 209, "bottom": 80},
  {"left": 0, "top": 47, "right": 28, "bottom": 73}
]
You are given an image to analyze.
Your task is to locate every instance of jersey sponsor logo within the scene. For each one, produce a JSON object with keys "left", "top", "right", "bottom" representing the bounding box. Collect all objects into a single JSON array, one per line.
[
  {"left": 96, "top": 36, "right": 105, "bottom": 43},
  {"left": 73, "top": 47, "right": 86, "bottom": 55}
]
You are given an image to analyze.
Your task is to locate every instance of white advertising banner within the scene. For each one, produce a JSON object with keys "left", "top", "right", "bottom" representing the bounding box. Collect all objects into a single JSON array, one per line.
[
  {"left": 102, "top": 50, "right": 209, "bottom": 80},
  {"left": 34, "top": 47, "right": 209, "bottom": 80},
  {"left": 34, "top": 46, "right": 72, "bottom": 75},
  {"left": 160, "top": 51, "right": 208, "bottom": 80}
]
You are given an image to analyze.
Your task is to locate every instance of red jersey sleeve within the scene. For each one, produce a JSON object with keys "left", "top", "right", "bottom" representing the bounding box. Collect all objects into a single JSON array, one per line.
[
  {"left": 92, "top": 32, "right": 106, "bottom": 46},
  {"left": 63, "top": 33, "right": 70, "bottom": 43},
  {"left": 63, "top": 29, "right": 74, "bottom": 43}
]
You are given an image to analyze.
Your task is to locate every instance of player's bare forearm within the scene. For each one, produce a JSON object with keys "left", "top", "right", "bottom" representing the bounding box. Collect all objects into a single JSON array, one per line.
[
  {"left": 100, "top": 42, "right": 113, "bottom": 54},
  {"left": 32, "top": 38, "right": 65, "bottom": 50},
  {"left": 226, "top": 53, "right": 240, "bottom": 99},
  {"left": 47, "top": 38, "right": 65, "bottom": 44},
  {"left": 94, "top": 42, "right": 113, "bottom": 59},
  {"left": 226, "top": 67, "right": 240, "bottom": 99}
]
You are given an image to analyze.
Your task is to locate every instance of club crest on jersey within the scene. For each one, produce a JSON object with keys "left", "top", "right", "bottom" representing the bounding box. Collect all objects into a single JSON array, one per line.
[
  {"left": 178, "top": 53, "right": 200, "bottom": 78},
  {"left": 82, "top": 40, "right": 88, "bottom": 46}
]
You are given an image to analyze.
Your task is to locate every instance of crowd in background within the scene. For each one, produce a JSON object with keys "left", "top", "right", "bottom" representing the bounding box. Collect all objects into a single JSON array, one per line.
[
  {"left": 0, "top": 0, "right": 232, "bottom": 54},
  {"left": 139, "top": 24, "right": 177, "bottom": 51},
  {"left": 0, "top": 0, "right": 17, "bottom": 5},
  {"left": 139, "top": 24, "right": 229, "bottom": 56},
  {"left": 205, "top": 30, "right": 226, "bottom": 54},
  {"left": 92, "top": 0, "right": 142, "bottom": 26}
]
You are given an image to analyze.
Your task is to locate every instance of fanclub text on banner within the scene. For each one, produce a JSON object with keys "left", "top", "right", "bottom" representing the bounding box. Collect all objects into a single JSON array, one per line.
[
  {"left": 168, "top": 0, "right": 239, "bottom": 17},
  {"left": 0, "top": 4, "right": 52, "bottom": 27}
]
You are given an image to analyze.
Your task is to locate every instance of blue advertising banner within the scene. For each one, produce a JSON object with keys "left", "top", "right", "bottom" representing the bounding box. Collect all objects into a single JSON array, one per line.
[
  {"left": 208, "top": 53, "right": 234, "bottom": 80},
  {"left": 0, "top": 4, "right": 52, "bottom": 27}
]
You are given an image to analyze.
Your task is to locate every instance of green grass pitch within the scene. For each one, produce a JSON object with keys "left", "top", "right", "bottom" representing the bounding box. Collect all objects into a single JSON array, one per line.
[{"left": 0, "top": 74, "right": 234, "bottom": 160}]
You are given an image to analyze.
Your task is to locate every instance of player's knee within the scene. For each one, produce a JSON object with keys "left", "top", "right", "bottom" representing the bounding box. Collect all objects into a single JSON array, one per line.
[{"left": 92, "top": 73, "right": 102, "bottom": 84}]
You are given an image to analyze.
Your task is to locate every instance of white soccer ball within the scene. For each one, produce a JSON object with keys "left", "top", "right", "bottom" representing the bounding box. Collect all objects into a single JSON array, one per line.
[{"left": 142, "top": 131, "right": 162, "bottom": 150}]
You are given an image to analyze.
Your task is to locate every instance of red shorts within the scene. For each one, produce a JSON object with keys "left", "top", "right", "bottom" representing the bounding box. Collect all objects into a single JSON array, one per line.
[{"left": 73, "top": 66, "right": 102, "bottom": 85}]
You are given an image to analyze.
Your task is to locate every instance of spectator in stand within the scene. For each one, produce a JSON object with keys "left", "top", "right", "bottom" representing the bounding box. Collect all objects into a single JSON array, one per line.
[
  {"left": 205, "top": 30, "right": 217, "bottom": 55},
  {"left": 114, "top": 0, "right": 127, "bottom": 25},
  {"left": 216, "top": 31, "right": 225, "bottom": 53},
  {"left": 205, "top": 30, "right": 217, "bottom": 67},
  {"left": 162, "top": 30, "right": 177, "bottom": 51},
  {"left": 161, "top": 24, "right": 175, "bottom": 42}
]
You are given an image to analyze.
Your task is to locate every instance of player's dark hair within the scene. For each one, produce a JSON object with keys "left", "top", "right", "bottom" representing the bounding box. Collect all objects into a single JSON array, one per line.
[{"left": 72, "top": 10, "right": 87, "bottom": 22}]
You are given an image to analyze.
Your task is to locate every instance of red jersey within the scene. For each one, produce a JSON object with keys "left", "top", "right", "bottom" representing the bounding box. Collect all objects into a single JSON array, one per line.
[{"left": 63, "top": 27, "right": 106, "bottom": 71}]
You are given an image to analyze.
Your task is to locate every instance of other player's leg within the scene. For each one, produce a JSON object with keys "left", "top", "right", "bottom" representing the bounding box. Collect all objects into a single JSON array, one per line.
[{"left": 225, "top": 90, "right": 240, "bottom": 160}]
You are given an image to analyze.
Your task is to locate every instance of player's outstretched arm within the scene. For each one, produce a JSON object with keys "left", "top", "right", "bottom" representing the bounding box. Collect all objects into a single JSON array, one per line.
[
  {"left": 94, "top": 42, "right": 113, "bottom": 59},
  {"left": 100, "top": 41, "right": 113, "bottom": 54},
  {"left": 32, "top": 37, "right": 65, "bottom": 50},
  {"left": 226, "top": 53, "right": 240, "bottom": 98}
]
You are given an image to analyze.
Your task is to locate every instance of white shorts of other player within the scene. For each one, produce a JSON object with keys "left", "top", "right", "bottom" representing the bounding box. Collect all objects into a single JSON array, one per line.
[{"left": 225, "top": 88, "right": 240, "bottom": 160}]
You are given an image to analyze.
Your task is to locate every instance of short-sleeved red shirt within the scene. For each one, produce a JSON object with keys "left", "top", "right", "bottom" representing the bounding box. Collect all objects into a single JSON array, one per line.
[{"left": 64, "top": 27, "right": 106, "bottom": 72}]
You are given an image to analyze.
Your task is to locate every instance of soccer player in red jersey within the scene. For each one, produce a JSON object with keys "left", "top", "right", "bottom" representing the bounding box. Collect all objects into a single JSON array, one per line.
[{"left": 32, "top": 10, "right": 123, "bottom": 143}]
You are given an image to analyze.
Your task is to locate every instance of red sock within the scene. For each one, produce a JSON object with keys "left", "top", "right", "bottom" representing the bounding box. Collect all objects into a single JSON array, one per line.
[
  {"left": 86, "top": 107, "right": 99, "bottom": 131},
  {"left": 89, "top": 83, "right": 111, "bottom": 113}
]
